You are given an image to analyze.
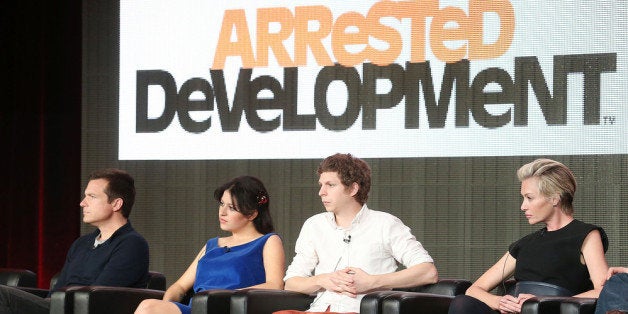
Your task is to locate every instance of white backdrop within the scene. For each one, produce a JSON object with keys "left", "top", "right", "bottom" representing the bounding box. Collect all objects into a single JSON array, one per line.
[{"left": 119, "top": 0, "right": 627, "bottom": 160}]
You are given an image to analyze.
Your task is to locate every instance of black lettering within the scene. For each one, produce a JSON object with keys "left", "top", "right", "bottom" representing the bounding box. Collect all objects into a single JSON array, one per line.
[
  {"left": 514, "top": 56, "right": 560, "bottom": 125},
  {"left": 361, "top": 63, "right": 404, "bottom": 130},
  {"left": 314, "top": 64, "right": 361, "bottom": 131},
  {"left": 555, "top": 53, "right": 616, "bottom": 125},
  {"left": 404, "top": 60, "right": 469, "bottom": 128},
  {"left": 470, "top": 67, "right": 514, "bottom": 128},
  {"left": 247, "top": 75, "right": 283, "bottom": 132},
  {"left": 283, "top": 67, "right": 316, "bottom": 130},
  {"left": 136, "top": 70, "right": 177, "bottom": 132},
  {"left": 177, "top": 78, "right": 213, "bottom": 133},
  {"left": 210, "top": 69, "right": 249, "bottom": 131}
]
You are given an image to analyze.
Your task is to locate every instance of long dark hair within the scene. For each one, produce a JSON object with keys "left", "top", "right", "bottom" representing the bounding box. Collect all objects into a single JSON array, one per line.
[{"left": 214, "top": 176, "right": 274, "bottom": 234}]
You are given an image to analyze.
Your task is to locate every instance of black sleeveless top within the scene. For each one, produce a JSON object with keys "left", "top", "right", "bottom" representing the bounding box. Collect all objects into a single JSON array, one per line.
[{"left": 509, "top": 219, "right": 608, "bottom": 294}]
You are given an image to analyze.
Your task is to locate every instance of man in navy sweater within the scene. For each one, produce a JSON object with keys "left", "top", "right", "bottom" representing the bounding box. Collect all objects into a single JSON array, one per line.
[{"left": 0, "top": 169, "right": 149, "bottom": 314}]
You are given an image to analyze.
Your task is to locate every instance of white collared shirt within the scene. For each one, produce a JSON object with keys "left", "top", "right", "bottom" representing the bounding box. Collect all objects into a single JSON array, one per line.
[{"left": 284, "top": 205, "right": 434, "bottom": 312}]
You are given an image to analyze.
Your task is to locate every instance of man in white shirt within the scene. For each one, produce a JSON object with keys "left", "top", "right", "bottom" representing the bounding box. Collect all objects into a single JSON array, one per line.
[{"left": 281, "top": 153, "right": 438, "bottom": 313}]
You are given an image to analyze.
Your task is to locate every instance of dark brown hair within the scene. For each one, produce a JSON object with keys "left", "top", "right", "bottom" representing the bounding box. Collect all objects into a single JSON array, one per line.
[
  {"left": 317, "top": 153, "right": 371, "bottom": 205},
  {"left": 88, "top": 168, "right": 136, "bottom": 218},
  {"left": 214, "top": 176, "right": 274, "bottom": 234}
]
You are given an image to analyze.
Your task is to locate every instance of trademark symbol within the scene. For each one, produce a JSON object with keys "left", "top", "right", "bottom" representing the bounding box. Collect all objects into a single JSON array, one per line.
[{"left": 603, "top": 116, "right": 616, "bottom": 125}]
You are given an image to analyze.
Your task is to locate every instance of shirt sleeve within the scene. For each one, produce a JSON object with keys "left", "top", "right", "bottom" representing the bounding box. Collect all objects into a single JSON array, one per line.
[
  {"left": 50, "top": 239, "right": 80, "bottom": 292},
  {"left": 284, "top": 218, "right": 319, "bottom": 281},
  {"left": 92, "top": 233, "right": 149, "bottom": 287},
  {"left": 385, "top": 215, "right": 433, "bottom": 268},
  {"left": 509, "top": 230, "right": 541, "bottom": 259}
]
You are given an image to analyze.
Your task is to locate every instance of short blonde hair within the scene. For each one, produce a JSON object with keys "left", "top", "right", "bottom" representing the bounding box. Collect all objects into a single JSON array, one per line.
[{"left": 517, "top": 158, "right": 576, "bottom": 215}]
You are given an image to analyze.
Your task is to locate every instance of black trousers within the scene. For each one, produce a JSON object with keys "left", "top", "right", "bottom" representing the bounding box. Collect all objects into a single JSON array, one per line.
[
  {"left": 0, "top": 285, "right": 50, "bottom": 314},
  {"left": 448, "top": 294, "right": 499, "bottom": 314}
]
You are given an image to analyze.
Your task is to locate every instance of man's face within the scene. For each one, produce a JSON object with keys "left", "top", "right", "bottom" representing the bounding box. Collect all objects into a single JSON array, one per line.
[
  {"left": 80, "top": 179, "right": 116, "bottom": 226},
  {"left": 318, "top": 171, "right": 357, "bottom": 214}
]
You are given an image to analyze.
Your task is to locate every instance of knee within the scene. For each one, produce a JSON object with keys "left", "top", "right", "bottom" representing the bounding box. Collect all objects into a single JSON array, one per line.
[
  {"left": 134, "top": 299, "right": 160, "bottom": 314},
  {"left": 606, "top": 273, "right": 628, "bottom": 288},
  {"left": 448, "top": 295, "right": 491, "bottom": 314}
]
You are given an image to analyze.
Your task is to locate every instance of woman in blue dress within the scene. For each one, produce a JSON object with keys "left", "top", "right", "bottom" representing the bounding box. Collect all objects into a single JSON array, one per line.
[{"left": 135, "top": 176, "right": 285, "bottom": 314}]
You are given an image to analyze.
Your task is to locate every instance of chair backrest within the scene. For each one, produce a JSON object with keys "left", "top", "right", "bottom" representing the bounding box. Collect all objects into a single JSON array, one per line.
[
  {"left": 493, "top": 279, "right": 517, "bottom": 296},
  {"left": 49, "top": 270, "right": 165, "bottom": 291},
  {"left": 360, "top": 279, "right": 472, "bottom": 314},
  {"left": 0, "top": 268, "right": 37, "bottom": 287},
  {"left": 146, "top": 271, "right": 166, "bottom": 290},
  {"left": 50, "top": 272, "right": 60, "bottom": 290},
  {"left": 399, "top": 279, "right": 473, "bottom": 297}
]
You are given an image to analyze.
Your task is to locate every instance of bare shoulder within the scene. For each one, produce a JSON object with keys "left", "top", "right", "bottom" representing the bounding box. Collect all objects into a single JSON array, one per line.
[{"left": 265, "top": 234, "right": 284, "bottom": 247}]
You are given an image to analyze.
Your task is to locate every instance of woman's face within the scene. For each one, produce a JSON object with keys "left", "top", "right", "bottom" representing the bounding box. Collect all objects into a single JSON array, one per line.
[
  {"left": 217, "top": 190, "right": 253, "bottom": 232},
  {"left": 520, "top": 177, "right": 557, "bottom": 225}
]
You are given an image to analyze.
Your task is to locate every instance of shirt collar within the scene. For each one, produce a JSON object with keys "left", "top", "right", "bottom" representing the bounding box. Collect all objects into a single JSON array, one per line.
[
  {"left": 93, "top": 221, "right": 133, "bottom": 242},
  {"left": 325, "top": 204, "right": 369, "bottom": 230}
]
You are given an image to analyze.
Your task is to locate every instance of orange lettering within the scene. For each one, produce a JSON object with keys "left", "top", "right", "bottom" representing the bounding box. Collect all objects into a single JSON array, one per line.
[
  {"left": 332, "top": 12, "right": 368, "bottom": 67},
  {"left": 212, "top": 0, "right": 515, "bottom": 68},
  {"left": 366, "top": 1, "right": 403, "bottom": 66},
  {"left": 212, "top": 9, "right": 256, "bottom": 69},
  {"left": 468, "top": 0, "right": 515, "bottom": 60},
  {"left": 407, "top": 0, "right": 438, "bottom": 63},
  {"left": 257, "top": 7, "right": 295, "bottom": 67},
  {"left": 430, "top": 7, "right": 468, "bottom": 63},
  {"left": 294, "top": 6, "right": 333, "bottom": 67}
]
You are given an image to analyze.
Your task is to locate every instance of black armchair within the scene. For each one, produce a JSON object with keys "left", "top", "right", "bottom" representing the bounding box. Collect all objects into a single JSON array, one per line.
[
  {"left": 360, "top": 278, "right": 472, "bottom": 314},
  {"left": 196, "top": 279, "right": 471, "bottom": 314},
  {"left": 68, "top": 286, "right": 165, "bottom": 314},
  {"left": 229, "top": 289, "right": 316, "bottom": 314},
  {"left": 192, "top": 289, "right": 316, "bottom": 314},
  {"left": 190, "top": 289, "right": 235, "bottom": 314},
  {"left": 380, "top": 292, "right": 457, "bottom": 314},
  {"left": 399, "top": 278, "right": 472, "bottom": 296},
  {"left": 48, "top": 270, "right": 167, "bottom": 314},
  {"left": 559, "top": 297, "right": 597, "bottom": 314},
  {"left": 0, "top": 268, "right": 55, "bottom": 297},
  {"left": 189, "top": 288, "right": 315, "bottom": 314},
  {"left": 0, "top": 268, "right": 37, "bottom": 287},
  {"left": 521, "top": 296, "right": 598, "bottom": 314}
]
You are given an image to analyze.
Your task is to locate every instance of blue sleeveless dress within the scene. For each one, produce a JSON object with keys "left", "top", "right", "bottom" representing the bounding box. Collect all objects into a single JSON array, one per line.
[{"left": 173, "top": 233, "right": 275, "bottom": 314}]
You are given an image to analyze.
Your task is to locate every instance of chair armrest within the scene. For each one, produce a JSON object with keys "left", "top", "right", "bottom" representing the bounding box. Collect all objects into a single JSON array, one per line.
[
  {"left": 521, "top": 296, "right": 571, "bottom": 314},
  {"left": 70, "top": 286, "right": 164, "bottom": 314},
  {"left": 230, "top": 289, "right": 315, "bottom": 314},
  {"left": 190, "top": 289, "right": 235, "bottom": 314},
  {"left": 0, "top": 268, "right": 37, "bottom": 287},
  {"left": 14, "top": 286, "right": 50, "bottom": 298},
  {"left": 361, "top": 291, "right": 406, "bottom": 314},
  {"left": 363, "top": 278, "right": 471, "bottom": 314},
  {"left": 381, "top": 291, "right": 454, "bottom": 314},
  {"left": 50, "top": 286, "right": 86, "bottom": 314},
  {"left": 559, "top": 297, "right": 597, "bottom": 314},
  {"left": 400, "top": 279, "right": 472, "bottom": 297},
  {"left": 146, "top": 271, "right": 167, "bottom": 291}
]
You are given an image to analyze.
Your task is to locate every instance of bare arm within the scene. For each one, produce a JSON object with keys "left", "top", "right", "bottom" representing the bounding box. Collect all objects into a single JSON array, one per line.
[
  {"left": 607, "top": 266, "right": 628, "bottom": 279},
  {"left": 345, "top": 262, "right": 438, "bottom": 294},
  {"left": 245, "top": 234, "right": 286, "bottom": 290},
  {"left": 285, "top": 270, "right": 357, "bottom": 295},
  {"left": 162, "top": 246, "right": 205, "bottom": 302},
  {"left": 573, "top": 230, "right": 608, "bottom": 298},
  {"left": 289, "top": 263, "right": 437, "bottom": 298},
  {"left": 466, "top": 252, "right": 516, "bottom": 311}
]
